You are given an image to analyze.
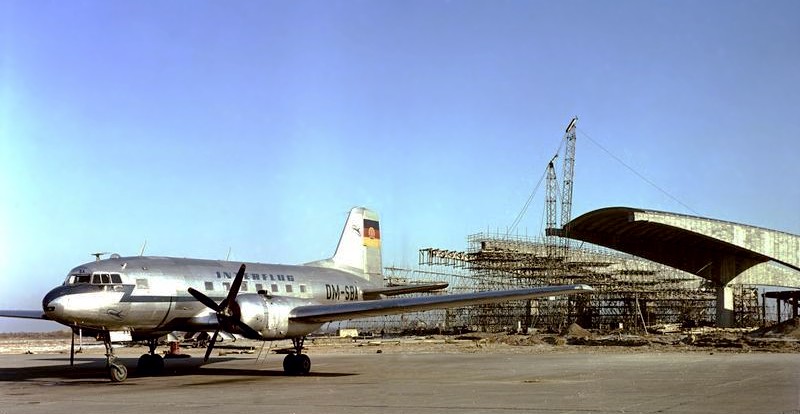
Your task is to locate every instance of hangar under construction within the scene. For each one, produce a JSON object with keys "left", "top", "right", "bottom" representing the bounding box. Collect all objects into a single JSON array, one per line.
[
  {"left": 344, "top": 232, "right": 765, "bottom": 334},
  {"left": 358, "top": 233, "right": 751, "bottom": 334},
  {"left": 417, "top": 233, "right": 720, "bottom": 332},
  {"left": 342, "top": 117, "right": 790, "bottom": 334}
]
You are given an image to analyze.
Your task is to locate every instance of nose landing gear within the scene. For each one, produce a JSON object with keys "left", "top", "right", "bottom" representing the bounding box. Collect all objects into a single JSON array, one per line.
[{"left": 102, "top": 333, "right": 127, "bottom": 383}]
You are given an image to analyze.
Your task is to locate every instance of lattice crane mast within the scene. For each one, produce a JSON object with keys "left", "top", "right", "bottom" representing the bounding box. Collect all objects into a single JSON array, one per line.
[
  {"left": 560, "top": 116, "right": 578, "bottom": 255},
  {"left": 545, "top": 155, "right": 559, "bottom": 258}
]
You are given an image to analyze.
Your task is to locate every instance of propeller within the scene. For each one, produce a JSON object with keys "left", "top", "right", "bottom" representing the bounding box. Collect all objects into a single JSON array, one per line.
[{"left": 188, "top": 264, "right": 261, "bottom": 362}]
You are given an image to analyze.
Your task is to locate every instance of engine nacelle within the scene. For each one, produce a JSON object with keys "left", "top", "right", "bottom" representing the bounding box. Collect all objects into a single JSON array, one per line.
[{"left": 231, "top": 294, "right": 324, "bottom": 340}]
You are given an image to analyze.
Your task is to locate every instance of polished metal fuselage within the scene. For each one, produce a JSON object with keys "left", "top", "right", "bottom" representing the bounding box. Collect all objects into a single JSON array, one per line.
[{"left": 43, "top": 256, "right": 374, "bottom": 337}]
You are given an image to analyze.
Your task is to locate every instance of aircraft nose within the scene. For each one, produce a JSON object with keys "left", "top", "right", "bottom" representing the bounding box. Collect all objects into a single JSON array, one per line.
[
  {"left": 42, "top": 284, "right": 102, "bottom": 324},
  {"left": 42, "top": 287, "right": 67, "bottom": 315}
]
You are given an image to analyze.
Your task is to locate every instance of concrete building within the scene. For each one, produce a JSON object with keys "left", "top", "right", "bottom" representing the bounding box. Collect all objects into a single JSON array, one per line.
[{"left": 552, "top": 207, "right": 800, "bottom": 326}]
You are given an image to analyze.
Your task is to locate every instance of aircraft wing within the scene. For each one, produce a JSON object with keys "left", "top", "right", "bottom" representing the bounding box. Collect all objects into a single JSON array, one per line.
[
  {"left": 362, "top": 282, "right": 449, "bottom": 300},
  {"left": 0, "top": 310, "right": 48, "bottom": 320},
  {"left": 290, "top": 284, "right": 592, "bottom": 324}
]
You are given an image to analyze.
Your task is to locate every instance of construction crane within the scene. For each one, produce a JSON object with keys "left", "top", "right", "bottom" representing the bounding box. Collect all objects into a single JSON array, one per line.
[
  {"left": 545, "top": 155, "right": 559, "bottom": 258},
  {"left": 560, "top": 116, "right": 578, "bottom": 228},
  {"left": 560, "top": 116, "right": 578, "bottom": 257}
]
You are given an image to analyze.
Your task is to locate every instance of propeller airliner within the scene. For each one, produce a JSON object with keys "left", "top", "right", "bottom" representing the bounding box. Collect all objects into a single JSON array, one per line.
[{"left": 0, "top": 207, "right": 592, "bottom": 382}]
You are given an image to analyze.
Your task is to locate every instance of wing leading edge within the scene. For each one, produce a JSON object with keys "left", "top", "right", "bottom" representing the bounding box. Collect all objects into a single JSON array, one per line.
[
  {"left": 0, "top": 310, "right": 48, "bottom": 320},
  {"left": 290, "top": 284, "right": 593, "bottom": 324}
]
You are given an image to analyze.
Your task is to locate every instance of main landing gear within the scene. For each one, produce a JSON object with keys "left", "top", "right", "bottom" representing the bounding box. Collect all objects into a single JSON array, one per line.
[
  {"left": 282, "top": 337, "right": 311, "bottom": 376},
  {"left": 102, "top": 333, "right": 127, "bottom": 383},
  {"left": 137, "top": 339, "right": 164, "bottom": 376}
]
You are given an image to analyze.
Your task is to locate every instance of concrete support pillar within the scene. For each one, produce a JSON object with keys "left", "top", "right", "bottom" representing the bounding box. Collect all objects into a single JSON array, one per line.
[
  {"left": 776, "top": 298, "right": 781, "bottom": 323},
  {"left": 716, "top": 285, "right": 734, "bottom": 327},
  {"left": 715, "top": 256, "right": 736, "bottom": 328}
]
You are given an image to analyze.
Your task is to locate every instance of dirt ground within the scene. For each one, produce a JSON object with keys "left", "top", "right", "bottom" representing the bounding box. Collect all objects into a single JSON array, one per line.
[{"left": 2, "top": 318, "right": 798, "bottom": 356}]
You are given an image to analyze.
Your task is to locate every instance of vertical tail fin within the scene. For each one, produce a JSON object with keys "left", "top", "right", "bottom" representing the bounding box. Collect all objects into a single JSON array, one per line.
[{"left": 308, "top": 207, "right": 383, "bottom": 284}]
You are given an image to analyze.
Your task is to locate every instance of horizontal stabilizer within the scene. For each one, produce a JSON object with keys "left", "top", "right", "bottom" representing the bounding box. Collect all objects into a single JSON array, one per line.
[
  {"left": 0, "top": 310, "right": 48, "bottom": 320},
  {"left": 290, "top": 284, "right": 593, "bottom": 324},
  {"left": 362, "top": 282, "right": 449, "bottom": 300}
]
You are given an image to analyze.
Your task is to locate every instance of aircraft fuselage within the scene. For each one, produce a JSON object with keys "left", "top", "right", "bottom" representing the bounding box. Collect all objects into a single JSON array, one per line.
[{"left": 43, "top": 256, "right": 372, "bottom": 339}]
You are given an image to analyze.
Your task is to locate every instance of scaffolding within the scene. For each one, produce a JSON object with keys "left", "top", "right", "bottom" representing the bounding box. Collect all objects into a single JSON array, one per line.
[
  {"left": 733, "top": 284, "right": 761, "bottom": 327},
  {"left": 341, "top": 118, "right": 762, "bottom": 334},
  {"left": 338, "top": 233, "right": 760, "bottom": 335},
  {"left": 337, "top": 266, "right": 476, "bottom": 334},
  {"left": 416, "top": 233, "right": 722, "bottom": 332}
]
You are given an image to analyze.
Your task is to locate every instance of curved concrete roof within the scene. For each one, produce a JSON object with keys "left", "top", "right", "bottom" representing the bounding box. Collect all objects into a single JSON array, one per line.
[{"left": 551, "top": 207, "right": 800, "bottom": 287}]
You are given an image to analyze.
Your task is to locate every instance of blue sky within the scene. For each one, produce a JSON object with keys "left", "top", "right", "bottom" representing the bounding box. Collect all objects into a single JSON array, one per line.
[{"left": 1, "top": 1, "right": 798, "bottom": 331}]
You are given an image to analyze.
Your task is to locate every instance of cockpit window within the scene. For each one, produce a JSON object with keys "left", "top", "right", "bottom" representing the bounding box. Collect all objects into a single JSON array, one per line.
[
  {"left": 70, "top": 272, "right": 124, "bottom": 285},
  {"left": 72, "top": 275, "right": 91, "bottom": 284}
]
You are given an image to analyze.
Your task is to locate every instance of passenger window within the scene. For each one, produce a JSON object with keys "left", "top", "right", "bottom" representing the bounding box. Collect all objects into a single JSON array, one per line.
[
  {"left": 241, "top": 282, "right": 248, "bottom": 292},
  {"left": 136, "top": 278, "right": 149, "bottom": 289},
  {"left": 285, "top": 285, "right": 293, "bottom": 293},
  {"left": 111, "top": 274, "right": 122, "bottom": 284},
  {"left": 271, "top": 284, "right": 278, "bottom": 293},
  {"left": 204, "top": 282, "right": 214, "bottom": 291},
  {"left": 92, "top": 274, "right": 102, "bottom": 284},
  {"left": 101, "top": 274, "right": 110, "bottom": 284},
  {"left": 256, "top": 283, "right": 263, "bottom": 292},
  {"left": 223, "top": 282, "right": 231, "bottom": 291}
]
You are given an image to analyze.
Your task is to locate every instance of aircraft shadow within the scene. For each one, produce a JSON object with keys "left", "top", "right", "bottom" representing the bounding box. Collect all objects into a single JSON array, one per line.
[{"left": 0, "top": 356, "right": 355, "bottom": 383}]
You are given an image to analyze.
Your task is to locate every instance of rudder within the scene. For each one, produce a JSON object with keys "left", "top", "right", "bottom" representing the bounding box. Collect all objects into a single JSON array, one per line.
[{"left": 309, "top": 207, "right": 383, "bottom": 284}]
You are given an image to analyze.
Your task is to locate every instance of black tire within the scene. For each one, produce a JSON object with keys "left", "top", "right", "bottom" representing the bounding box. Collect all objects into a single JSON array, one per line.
[
  {"left": 297, "top": 354, "right": 311, "bottom": 375},
  {"left": 137, "top": 353, "right": 165, "bottom": 376},
  {"left": 137, "top": 354, "right": 152, "bottom": 373},
  {"left": 151, "top": 354, "right": 164, "bottom": 373},
  {"left": 282, "top": 353, "right": 297, "bottom": 375},
  {"left": 138, "top": 354, "right": 150, "bottom": 375}
]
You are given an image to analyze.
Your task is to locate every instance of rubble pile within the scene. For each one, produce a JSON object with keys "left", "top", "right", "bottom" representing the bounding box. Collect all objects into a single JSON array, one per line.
[{"left": 747, "top": 317, "right": 800, "bottom": 339}]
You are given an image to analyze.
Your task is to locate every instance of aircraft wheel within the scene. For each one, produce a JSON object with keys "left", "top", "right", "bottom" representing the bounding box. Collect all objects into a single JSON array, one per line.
[
  {"left": 137, "top": 354, "right": 154, "bottom": 375},
  {"left": 109, "top": 363, "right": 128, "bottom": 383},
  {"left": 297, "top": 354, "right": 311, "bottom": 375},
  {"left": 138, "top": 353, "right": 165, "bottom": 376},
  {"left": 152, "top": 354, "right": 164, "bottom": 373},
  {"left": 282, "top": 353, "right": 298, "bottom": 375},
  {"left": 282, "top": 353, "right": 311, "bottom": 375},
  {"left": 137, "top": 354, "right": 151, "bottom": 372}
]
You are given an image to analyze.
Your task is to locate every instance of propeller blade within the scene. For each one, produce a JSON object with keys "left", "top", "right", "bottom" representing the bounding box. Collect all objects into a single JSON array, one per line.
[
  {"left": 221, "top": 264, "right": 247, "bottom": 313},
  {"left": 204, "top": 329, "right": 219, "bottom": 362},
  {"left": 191, "top": 264, "right": 258, "bottom": 353},
  {"left": 188, "top": 287, "right": 222, "bottom": 312},
  {"left": 233, "top": 319, "right": 262, "bottom": 339}
]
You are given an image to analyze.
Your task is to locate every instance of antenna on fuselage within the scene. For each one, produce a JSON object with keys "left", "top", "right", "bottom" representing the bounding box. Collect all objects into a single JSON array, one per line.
[
  {"left": 139, "top": 240, "right": 147, "bottom": 256},
  {"left": 91, "top": 252, "right": 110, "bottom": 262},
  {"left": 225, "top": 247, "right": 232, "bottom": 261}
]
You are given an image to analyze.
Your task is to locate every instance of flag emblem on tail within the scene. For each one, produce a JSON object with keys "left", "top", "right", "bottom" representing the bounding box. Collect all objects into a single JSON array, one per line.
[{"left": 363, "top": 219, "right": 380, "bottom": 247}]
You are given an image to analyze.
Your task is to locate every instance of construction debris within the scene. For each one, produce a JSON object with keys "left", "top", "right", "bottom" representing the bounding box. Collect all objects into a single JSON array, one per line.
[
  {"left": 748, "top": 317, "right": 800, "bottom": 339},
  {"left": 563, "top": 323, "right": 592, "bottom": 339}
]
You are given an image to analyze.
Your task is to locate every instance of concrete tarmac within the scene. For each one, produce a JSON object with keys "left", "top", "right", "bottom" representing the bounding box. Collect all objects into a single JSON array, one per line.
[{"left": 1, "top": 350, "right": 799, "bottom": 414}]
